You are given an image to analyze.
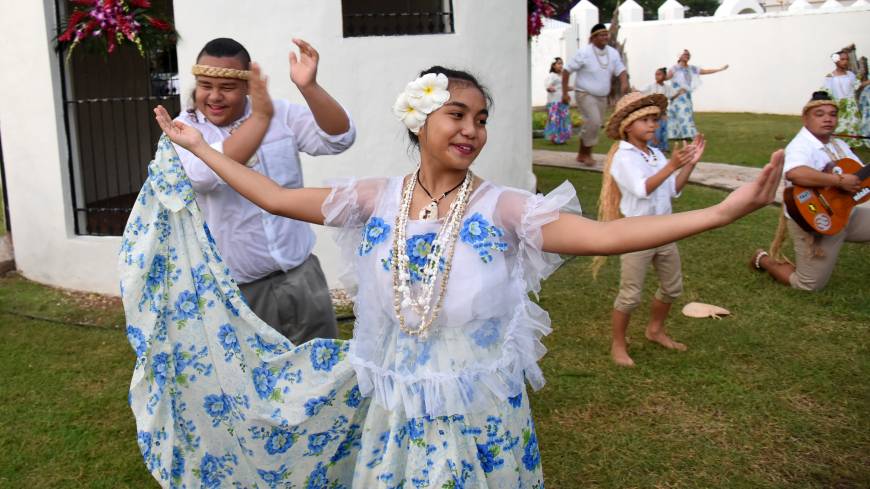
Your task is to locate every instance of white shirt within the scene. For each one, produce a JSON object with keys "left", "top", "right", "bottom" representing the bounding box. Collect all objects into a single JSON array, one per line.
[
  {"left": 174, "top": 98, "right": 356, "bottom": 284},
  {"left": 643, "top": 81, "right": 678, "bottom": 99},
  {"left": 823, "top": 71, "right": 857, "bottom": 100},
  {"left": 564, "top": 44, "right": 626, "bottom": 97},
  {"left": 610, "top": 141, "right": 678, "bottom": 217},
  {"left": 782, "top": 126, "right": 861, "bottom": 219},
  {"left": 545, "top": 72, "right": 563, "bottom": 104}
]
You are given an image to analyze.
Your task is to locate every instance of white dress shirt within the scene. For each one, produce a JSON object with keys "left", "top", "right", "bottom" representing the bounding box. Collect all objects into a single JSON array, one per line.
[
  {"left": 174, "top": 98, "right": 356, "bottom": 284},
  {"left": 782, "top": 126, "right": 861, "bottom": 219},
  {"left": 564, "top": 44, "right": 626, "bottom": 97},
  {"left": 610, "top": 141, "right": 678, "bottom": 217}
]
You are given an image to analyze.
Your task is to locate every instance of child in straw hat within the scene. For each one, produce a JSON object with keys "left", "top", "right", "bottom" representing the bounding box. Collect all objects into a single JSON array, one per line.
[{"left": 593, "top": 92, "right": 706, "bottom": 367}]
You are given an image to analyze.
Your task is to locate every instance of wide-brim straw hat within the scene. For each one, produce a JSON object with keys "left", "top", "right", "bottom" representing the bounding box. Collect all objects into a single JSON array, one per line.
[{"left": 605, "top": 92, "right": 668, "bottom": 140}]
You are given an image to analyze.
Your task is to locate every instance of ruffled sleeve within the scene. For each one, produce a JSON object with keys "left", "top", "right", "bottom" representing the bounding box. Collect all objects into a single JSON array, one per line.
[
  {"left": 321, "top": 177, "right": 392, "bottom": 298},
  {"left": 500, "top": 180, "right": 582, "bottom": 297}
]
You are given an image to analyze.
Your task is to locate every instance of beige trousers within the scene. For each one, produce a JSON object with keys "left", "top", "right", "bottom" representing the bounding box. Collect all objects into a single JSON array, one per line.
[
  {"left": 787, "top": 205, "right": 870, "bottom": 291},
  {"left": 576, "top": 91, "right": 608, "bottom": 146},
  {"left": 614, "top": 242, "right": 683, "bottom": 313}
]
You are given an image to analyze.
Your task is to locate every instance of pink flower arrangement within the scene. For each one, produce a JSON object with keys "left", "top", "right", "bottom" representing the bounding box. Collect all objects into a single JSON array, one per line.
[
  {"left": 528, "top": 0, "right": 556, "bottom": 38},
  {"left": 57, "top": 0, "right": 175, "bottom": 60}
]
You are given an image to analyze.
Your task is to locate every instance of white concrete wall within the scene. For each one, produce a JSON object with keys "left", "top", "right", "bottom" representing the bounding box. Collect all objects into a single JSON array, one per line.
[
  {"left": 0, "top": 0, "right": 532, "bottom": 294},
  {"left": 0, "top": 0, "right": 124, "bottom": 295},
  {"left": 618, "top": 8, "right": 870, "bottom": 114}
]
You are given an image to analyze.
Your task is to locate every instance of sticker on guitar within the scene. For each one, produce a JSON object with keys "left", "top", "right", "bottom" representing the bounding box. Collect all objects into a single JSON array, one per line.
[{"left": 814, "top": 214, "right": 832, "bottom": 232}]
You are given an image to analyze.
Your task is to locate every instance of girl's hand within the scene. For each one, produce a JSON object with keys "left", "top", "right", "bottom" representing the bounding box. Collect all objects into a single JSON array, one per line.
[
  {"left": 721, "top": 64, "right": 729, "bottom": 71},
  {"left": 289, "top": 38, "right": 319, "bottom": 91},
  {"left": 249, "top": 62, "right": 274, "bottom": 120},
  {"left": 716, "top": 150, "right": 784, "bottom": 223},
  {"left": 154, "top": 105, "right": 205, "bottom": 151}
]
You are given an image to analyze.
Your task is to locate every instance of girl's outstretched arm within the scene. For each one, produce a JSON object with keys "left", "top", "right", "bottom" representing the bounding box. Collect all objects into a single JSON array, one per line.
[
  {"left": 542, "top": 150, "right": 784, "bottom": 256},
  {"left": 154, "top": 105, "right": 330, "bottom": 224}
]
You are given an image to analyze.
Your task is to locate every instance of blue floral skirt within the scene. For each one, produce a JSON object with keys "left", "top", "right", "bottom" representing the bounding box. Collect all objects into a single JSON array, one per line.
[
  {"left": 544, "top": 102, "right": 572, "bottom": 144},
  {"left": 651, "top": 118, "right": 669, "bottom": 152},
  {"left": 857, "top": 87, "right": 870, "bottom": 149},
  {"left": 121, "top": 136, "right": 545, "bottom": 488},
  {"left": 666, "top": 93, "right": 697, "bottom": 140}
]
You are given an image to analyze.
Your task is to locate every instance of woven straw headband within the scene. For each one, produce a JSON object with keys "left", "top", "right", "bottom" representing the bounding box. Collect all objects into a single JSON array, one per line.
[
  {"left": 191, "top": 64, "right": 251, "bottom": 80},
  {"left": 618, "top": 106, "right": 661, "bottom": 138},
  {"left": 591, "top": 27, "right": 608, "bottom": 36},
  {"left": 802, "top": 99, "right": 837, "bottom": 114}
]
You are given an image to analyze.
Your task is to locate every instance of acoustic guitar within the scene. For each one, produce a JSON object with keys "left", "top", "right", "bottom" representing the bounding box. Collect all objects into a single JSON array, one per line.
[{"left": 783, "top": 158, "right": 870, "bottom": 235}]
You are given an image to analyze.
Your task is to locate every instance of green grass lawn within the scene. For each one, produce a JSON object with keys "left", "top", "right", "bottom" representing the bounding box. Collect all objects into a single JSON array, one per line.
[
  {"left": 1, "top": 166, "right": 868, "bottom": 488},
  {"left": 533, "top": 110, "right": 870, "bottom": 167}
]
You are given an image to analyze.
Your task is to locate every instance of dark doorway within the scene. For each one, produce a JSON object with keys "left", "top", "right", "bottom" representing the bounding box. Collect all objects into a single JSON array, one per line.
[{"left": 55, "top": 0, "right": 180, "bottom": 236}]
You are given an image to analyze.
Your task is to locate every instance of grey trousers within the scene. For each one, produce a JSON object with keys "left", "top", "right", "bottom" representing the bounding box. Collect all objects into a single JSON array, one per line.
[{"left": 238, "top": 254, "right": 338, "bottom": 344}]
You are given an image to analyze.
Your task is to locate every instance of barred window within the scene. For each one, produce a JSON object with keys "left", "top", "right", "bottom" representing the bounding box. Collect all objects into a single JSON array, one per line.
[{"left": 342, "top": 0, "right": 454, "bottom": 38}]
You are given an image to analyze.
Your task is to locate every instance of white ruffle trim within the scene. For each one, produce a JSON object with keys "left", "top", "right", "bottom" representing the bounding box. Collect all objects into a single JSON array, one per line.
[{"left": 516, "top": 180, "right": 581, "bottom": 297}]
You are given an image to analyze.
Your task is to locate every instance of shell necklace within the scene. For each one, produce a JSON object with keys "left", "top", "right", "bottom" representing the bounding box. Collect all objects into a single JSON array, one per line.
[
  {"left": 593, "top": 46, "right": 610, "bottom": 70},
  {"left": 391, "top": 167, "right": 473, "bottom": 338}
]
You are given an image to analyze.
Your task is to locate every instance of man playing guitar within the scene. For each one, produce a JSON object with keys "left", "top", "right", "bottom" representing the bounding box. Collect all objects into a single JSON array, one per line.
[{"left": 751, "top": 91, "right": 869, "bottom": 291}]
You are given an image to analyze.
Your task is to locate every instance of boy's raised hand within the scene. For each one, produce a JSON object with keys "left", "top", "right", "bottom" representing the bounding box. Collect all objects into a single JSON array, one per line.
[
  {"left": 289, "top": 38, "right": 319, "bottom": 90},
  {"left": 154, "top": 105, "right": 204, "bottom": 151},
  {"left": 685, "top": 133, "right": 706, "bottom": 166},
  {"left": 669, "top": 141, "right": 695, "bottom": 170},
  {"left": 249, "top": 62, "right": 274, "bottom": 120}
]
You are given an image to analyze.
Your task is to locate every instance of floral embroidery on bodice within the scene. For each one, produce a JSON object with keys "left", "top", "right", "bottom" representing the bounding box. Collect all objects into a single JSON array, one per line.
[{"left": 323, "top": 175, "right": 581, "bottom": 418}]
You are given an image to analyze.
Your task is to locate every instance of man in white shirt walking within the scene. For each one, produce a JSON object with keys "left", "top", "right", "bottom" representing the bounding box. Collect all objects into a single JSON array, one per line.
[
  {"left": 562, "top": 23, "right": 628, "bottom": 165},
  {"left": 173, "top": 37, "right": 355, "bottom": 344}
]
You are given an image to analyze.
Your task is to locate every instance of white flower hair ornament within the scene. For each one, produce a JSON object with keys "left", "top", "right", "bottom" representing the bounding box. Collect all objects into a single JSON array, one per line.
[{"left": 392, "top": 73, "right": 450, "bottom": 134}]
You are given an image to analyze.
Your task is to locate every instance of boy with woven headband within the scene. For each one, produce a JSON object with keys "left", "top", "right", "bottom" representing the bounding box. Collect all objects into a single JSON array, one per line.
[
  {"left": 751, "top": 91, "right": 868, "bottom": 291},
  {"left": 594, "top": 92, "right": 706, "bottom": 367},
  {"left": 172, "top": 37, "right": 355, "bottom": 345}
]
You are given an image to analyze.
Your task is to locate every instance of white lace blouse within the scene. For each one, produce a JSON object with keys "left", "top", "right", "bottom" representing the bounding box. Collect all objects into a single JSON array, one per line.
[{"left": 321, "top": 176, "right": 580, "bottom": 418}]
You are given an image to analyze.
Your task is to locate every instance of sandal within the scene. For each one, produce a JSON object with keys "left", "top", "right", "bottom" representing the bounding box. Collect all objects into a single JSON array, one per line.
[{"left": 750, "top": 249, "right": 769, "bottom": 271}]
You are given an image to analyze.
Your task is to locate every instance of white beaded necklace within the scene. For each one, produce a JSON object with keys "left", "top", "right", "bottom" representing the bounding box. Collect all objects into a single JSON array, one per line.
[
  {"left": 391, "top": 167, "right": 474, "bottom": 338},
  {"left": 593, "top": 46, "right": 610, "bottom": 70}
]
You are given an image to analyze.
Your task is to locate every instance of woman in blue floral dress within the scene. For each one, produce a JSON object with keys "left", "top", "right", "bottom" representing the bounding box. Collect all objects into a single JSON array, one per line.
[
  {"left": 129, "top": 60, "right": 783, "bottom": 488},
  {"left": 667, "top": 50, "right": 729, "bottom": 143}
]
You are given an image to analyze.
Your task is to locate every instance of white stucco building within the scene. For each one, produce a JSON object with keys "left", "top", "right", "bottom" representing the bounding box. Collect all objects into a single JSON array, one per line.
[
  {"left": 0, "top": 0, "right": 532, "bottom": 295},
  {"left": 531, "top": 0, "right": 870, "bottom": 114}
]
